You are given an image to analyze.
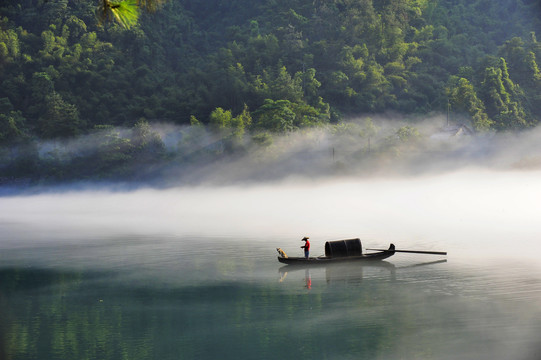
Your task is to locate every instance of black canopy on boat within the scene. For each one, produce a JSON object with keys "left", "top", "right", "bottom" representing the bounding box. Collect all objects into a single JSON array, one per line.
[{"left": 324, "top": 238, "right": 363, "bottom": 258}]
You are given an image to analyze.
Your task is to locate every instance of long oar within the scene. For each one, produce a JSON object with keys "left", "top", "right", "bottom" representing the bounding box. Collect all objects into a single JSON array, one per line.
[{"left": 366, "top": 248, "right": 447, "bottom": 256}]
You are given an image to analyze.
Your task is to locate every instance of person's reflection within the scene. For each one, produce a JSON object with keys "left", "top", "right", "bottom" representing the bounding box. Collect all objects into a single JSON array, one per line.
[{"left": 305, "top": 269, "right": 311, "bottom": 290}]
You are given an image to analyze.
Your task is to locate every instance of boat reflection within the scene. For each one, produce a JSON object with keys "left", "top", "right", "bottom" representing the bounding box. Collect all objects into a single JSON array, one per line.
[
  {"left": 278, "top": 260, "right": 447, "bottom": 288},
  {"left": 325, "top": 261, "right": 396, "bottom": 286},
  {"left": 278, "top": 261, "right": 395, "bottom": 287}
]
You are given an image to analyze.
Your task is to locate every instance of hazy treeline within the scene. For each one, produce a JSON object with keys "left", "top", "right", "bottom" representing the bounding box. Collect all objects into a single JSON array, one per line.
[{"left": 1, "top": 0, "right": 541, "bottom": 183}]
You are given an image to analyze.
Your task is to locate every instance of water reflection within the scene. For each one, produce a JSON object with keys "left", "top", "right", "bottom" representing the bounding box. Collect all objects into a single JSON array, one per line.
[
  {"left": 0, "top": 237, "right": 540, "bottom": 360},
  {"left": 305, "top": 269, "right": 311, "bottom": 289},
  {"left": 278, "top": 260, "right": 449, "bottom": 289}
]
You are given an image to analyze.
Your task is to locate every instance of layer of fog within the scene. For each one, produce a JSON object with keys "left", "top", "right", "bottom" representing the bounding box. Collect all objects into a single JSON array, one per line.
[
  {"left": 3, "top": 116, "right": 541, "bottom": 261},
  {"left": 21, "top": 115, "right": 541, "bottom": 188},
  {"left": 2, "top": 168, "right": 541, "bottom": 262},
  {"left": 158, "top": 115, "right": 541, "bottom": 185}
]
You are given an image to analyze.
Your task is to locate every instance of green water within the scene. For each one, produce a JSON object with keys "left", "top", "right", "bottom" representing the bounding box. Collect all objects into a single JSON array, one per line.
[{"left": 0, "top": 235, "right": 540, "bottom": 360}]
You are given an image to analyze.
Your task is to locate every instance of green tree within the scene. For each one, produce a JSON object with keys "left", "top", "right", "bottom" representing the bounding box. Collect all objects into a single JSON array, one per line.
[
  {"left": 40, "top": 92, "right": 83, "bottom": 138},
  {"left": 300, "top": 67, "right": 322, "bottom": 105},
  {"left": 479, "top": 58, "right": 528, "bottom": 129},
  {"left": 396, "top": 125, "right": 421, "bottom": 143},
  {"left": 209, "top": 107, "right": 233, "bottom": 131},
  {"left": 132, "top": 118, "right": 165, "bottom": 161},
  {"left": 253, "top": 99, "right": 296, "bottom": 133},
  {"left": 0, "top": 110, "right": 26, "bottom": 145},
  {"left": 230, "top": 104, "right": 252, "bottom": 141},
  {"left": 448, "top": 77, "right": 492, "bottom": 131},
  {"left": 525, "top": 51, "right": 541, "bottom": 83},
  {"left": 0, "top": 27, "right": 19, "bottom": 68},
  {"left": 270, "top": 66, "right": 303, "bottom": 102},
  {"left": 96, "top": 128, "right": 134, "bottom": 177}
]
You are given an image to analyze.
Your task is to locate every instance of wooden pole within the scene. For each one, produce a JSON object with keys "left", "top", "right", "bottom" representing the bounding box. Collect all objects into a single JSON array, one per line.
[{"left": 366, "top": 248, "right": 447, "bottom": 256}]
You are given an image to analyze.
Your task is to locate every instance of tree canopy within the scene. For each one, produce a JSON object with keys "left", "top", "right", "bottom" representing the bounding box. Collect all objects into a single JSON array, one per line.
[{"left": 1, "top": 0, "right": 541, "bottom": 182}]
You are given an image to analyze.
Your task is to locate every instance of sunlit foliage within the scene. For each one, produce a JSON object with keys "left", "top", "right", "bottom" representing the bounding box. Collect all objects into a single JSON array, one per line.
[
  {"left": 1, "top": 0, "right": 541, "bottom": 181},
  {"left": 97, "top": 0, "right": 167, "bottom": 28}
]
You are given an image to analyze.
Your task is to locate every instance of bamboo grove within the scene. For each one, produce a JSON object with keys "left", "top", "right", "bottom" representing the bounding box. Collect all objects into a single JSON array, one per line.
[{"left": 1, "top": 0, "right": 541, "bottom": 182}]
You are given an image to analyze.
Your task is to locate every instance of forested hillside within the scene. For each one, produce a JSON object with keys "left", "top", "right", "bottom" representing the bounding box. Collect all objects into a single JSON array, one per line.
[{"left": 1, "top": 0, "right": 541, "bottom": 183}]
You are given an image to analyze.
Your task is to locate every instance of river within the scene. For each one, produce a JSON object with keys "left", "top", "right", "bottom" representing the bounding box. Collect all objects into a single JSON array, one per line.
[{"left": 1, "top": 169, "right": 541, "bottom": 359}]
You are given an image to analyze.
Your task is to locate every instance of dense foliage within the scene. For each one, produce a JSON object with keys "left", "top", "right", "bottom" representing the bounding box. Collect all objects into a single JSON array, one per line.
[{"left": 1, "top": 0, "right": 541, "bottom": 182}]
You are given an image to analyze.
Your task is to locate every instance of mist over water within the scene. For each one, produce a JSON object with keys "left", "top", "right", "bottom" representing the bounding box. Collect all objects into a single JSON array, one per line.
[
  {"left": 2, "top": 168, "right": 541, "bottom": 258},
  {"left": 2, "top": 124, "right": 541, "bottom": 359}
]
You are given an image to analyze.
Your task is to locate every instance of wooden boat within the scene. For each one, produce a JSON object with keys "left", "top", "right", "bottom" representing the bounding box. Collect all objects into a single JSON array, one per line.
[
  {"left": 277, "top": 238, "right": 447, "bottom": 266},
  {"left": 277, "top": 249, "right": 395, "bottom": 265},
  {"left": 277, "top": 239, "right": 395, "bottom": 265}
]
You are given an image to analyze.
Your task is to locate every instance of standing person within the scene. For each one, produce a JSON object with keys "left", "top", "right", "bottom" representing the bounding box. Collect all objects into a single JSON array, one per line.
[{"left": 301, "top": 236, "right": 310, "bottom": 258}]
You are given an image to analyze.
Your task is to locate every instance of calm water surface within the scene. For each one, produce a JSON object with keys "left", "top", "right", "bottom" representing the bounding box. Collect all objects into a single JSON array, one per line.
[
  {"left": 0, "top": 235, "right": 540, "bottom": 360},
  {"left": 1, "top": 171, "right": 541, "bottom": 359}
]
